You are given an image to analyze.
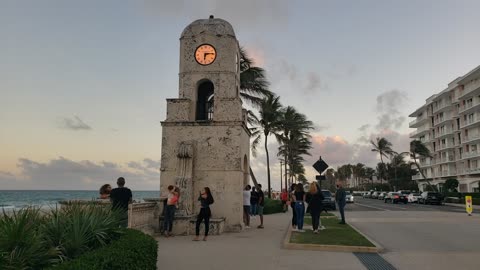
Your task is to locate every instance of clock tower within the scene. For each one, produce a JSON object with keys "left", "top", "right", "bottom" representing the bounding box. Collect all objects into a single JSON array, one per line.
[{"left": 159, "top": 16, "right": 250, "bottom": 234}]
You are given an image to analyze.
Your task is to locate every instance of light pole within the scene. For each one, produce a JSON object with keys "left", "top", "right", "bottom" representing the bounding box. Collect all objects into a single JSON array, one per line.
[{"left": 279, "top": 160, "right": 284, "bottom": 192}]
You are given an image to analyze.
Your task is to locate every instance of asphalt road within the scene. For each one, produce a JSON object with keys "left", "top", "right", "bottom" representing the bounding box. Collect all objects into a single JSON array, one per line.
[
  {"left": 345, "top": 197, "right": 480, "bottom": 270},
  {"left": 344, "top": 196, "right": 469, "bottom": 213}
]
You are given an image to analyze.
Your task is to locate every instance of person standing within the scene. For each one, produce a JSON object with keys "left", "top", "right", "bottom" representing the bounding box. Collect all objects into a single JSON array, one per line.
[
  {"left": 293, "top": 183, "right": 306, "bottom": 232},
  {"left": 163, "top": 185, "right": 179, "bottom": 237},
  {"left": 99, "top": 184, "right": 112, "bottom": 199},
  {"left": 280, "top": 189, "right": 288, "bottom": 212},
  {"left": 193, "top": 187, "right": 214, "bottom": 241},
  {"left": 250, "top": 186, "right": 259, "bottom": 220},
  {"left": 306, "top": 182, "right": 324, "bottom": 233},
  {"left": 243, "top": 185, "right": 251, "bottom": 229},
  {"left": 289, "top": 183, "right": 297, "bottom": 230},
  {"left": 336, "top": 183, "right": 347, "bottom": 224},
  {"left": 256, "top": 184, "right": 265, "bottom": 229},
  {"left": 110, "top": 177, "right": 132, "bottom": 228}
]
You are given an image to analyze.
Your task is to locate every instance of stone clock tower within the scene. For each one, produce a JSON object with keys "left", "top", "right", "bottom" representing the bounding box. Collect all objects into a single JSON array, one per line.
[{"left": 159, "top": 16, "right": 250, "bottom": 234}]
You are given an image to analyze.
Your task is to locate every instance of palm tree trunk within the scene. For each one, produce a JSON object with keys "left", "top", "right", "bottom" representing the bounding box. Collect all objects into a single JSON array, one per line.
[
  {"left": 284, "top": 155, "right": 288, "bottom": 191},
  {"left": 264, "top": 133, "right": 271, "bottom": 198},
  {"left": 413, "top": 156, "right": 437, "bottom": 192},
  {"left": 249, "top": 166, "right": 259, "bottom": 189}
]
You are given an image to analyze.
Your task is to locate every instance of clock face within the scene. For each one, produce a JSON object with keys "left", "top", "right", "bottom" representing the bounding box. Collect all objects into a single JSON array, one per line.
[{"left": 195, "top": 44, "right": 216, "bottom": 65}]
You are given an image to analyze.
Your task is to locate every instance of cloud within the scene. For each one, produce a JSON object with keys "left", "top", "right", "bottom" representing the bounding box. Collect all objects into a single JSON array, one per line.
[
  {"left": 279, "top": 60, "right": 297, "bottom": 81},
  {"left": 375, "top": 90, "right": 408, "bottom": 131},
  {"left": 304, "top": 72, "right": 328, "bottom": 92},
  {"left": 60, "top": 116, "right": 92, "bottom": 131},
  {"left": 358, "top": 124, "right": 370, "bottom": 132},
  {"left": 0, "top": 157, "right": 159, "bottom": 190},
  {"left": 141, "top": 0, "right": 289, "bottom": 30},
  {"left": 313, "top": 124, "right": 330, "bottom": 132}
]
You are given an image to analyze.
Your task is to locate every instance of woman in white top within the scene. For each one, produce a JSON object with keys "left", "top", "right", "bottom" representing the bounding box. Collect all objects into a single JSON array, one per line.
[{"left": 243, "top": 185, "right": 251, "bottom": 228}]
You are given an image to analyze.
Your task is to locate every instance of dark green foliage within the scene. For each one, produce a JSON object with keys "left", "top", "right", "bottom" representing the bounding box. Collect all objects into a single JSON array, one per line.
[
  {"left": 46, "top": 229, "right": 157, "bottom": 270},
  {"left": 0, "top": 208, "right": 61, "bottom": 270},
  {"left": 444, "top": 179, "right": 459, "bottom": 193},
  {"left": 263, "top": 198, "right": 283, "bottom": 215},
  {"left": 0, "top": 203, "right": 125, "bottom": 269}
]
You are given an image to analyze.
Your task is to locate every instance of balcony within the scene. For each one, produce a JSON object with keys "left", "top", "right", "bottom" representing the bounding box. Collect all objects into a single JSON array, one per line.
[
  {"left": 464, "top": 133, "right": 480, "bottom": 144},
  {"left": 432, "top": 101, "right": 453, "bottom": 114},
  {"left": 410, "top": 127, "right": 431, "bottom": 138},
  {"left": 461, "top": 117, "right": 480, "bottom": 129},
  {"left": 409, "top": 115, "right": 429, "bottom": 128},
  {"left": 465, "top": 167, "right": 480, "bottom": 174},
  {"left": 438, "top": 143, "right": 455, "bottom": 151},
  {"left": 458, "top": 79, "right": 480, "bottom": 99},
  {"left": 433, "top": 155, "right": 455, "bottom": 165},
  {"left": 435, "top": 128, "right": 454, "bottom": 139},
  {"left": 459, "top": 100, "right": 480, "bottom": 115},
  {"left": 434, "top": 116, "right": 453, "bottom": 126},
  {"left": 463, "top": 151, "right": 477, "bottom": 159}
]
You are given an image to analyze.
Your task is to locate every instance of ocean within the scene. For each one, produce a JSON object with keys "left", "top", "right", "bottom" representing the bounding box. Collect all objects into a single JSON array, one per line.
[{"left": 0, "top": 190, "right": 160, "bottom": 210}]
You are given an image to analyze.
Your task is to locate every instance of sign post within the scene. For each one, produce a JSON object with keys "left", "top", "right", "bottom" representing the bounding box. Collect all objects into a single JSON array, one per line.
[
  {"left": 465, "top": 196, "right": 473, "bottom": 216},
  {"left": 313, "top": 156, "right": 329, "bottom": 190}
]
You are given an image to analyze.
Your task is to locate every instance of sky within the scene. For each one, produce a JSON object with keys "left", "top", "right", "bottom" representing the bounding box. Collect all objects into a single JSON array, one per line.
[{"left": 1, "top": 0, "right": 480, "bottom": 190}]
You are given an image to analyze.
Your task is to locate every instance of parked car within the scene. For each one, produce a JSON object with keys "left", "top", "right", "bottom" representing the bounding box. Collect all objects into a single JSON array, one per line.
[
  {"left": 371, "top": 191, "right": 380, "bottom": 199},
  {"left": 418, "top": 192, "right": 443, "bottom": 205},
  {"left": 408, "top": 192, "right": 421, "bottom": 203},
  {"left": 384, "top": 192, "right": 408, "bottom": 204},
  {"left": 378, "top": 192, "right": 387, "bottom": 200},
  {"left": 321, "top": 190, "right": 336, "bottom": 210},
  {"left": 346, "top": 191, "right": 354, "bottom": 203},
  {"left": 398, "top": 190, "right": 412, "bottom": 196},
  {"left": 363, "top": 191, "right": 373, "bottom": 198}
]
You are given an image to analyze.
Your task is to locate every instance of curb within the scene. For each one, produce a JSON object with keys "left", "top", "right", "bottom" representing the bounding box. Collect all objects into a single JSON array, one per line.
[{"left": 282, "top": 222, "right": 381, "bottom": 253}]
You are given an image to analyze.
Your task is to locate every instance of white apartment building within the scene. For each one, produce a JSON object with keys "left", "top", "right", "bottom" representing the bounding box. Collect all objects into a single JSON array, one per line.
[{"left": 410, "top": 65, "right": 480, "bottom": 192}]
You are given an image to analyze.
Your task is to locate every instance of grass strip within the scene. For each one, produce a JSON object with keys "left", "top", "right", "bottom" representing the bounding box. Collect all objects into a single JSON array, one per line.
[{"left": 290, "top": 217, "right": 375, "bottom": 247}]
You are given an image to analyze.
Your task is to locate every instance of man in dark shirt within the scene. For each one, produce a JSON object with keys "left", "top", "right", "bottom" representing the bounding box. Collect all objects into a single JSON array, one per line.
[
  {"left": 257, "top": 184, "right": 265, "bottom": 229},
  {"left": 335, "top": 183, "right": 347, "bottom": 224},
  {"left": 110, "top": 177, "right": 132, "bottom": 227}
]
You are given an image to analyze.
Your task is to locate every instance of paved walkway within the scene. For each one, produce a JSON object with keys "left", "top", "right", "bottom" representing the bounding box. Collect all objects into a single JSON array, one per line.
[{"left": 156, "top": 212, "right": 365, "bottom": 270}]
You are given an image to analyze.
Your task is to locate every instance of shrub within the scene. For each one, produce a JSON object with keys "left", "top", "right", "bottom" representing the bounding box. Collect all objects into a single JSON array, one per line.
[
  {"left": 0, "top": 207, "right": 62, "bottom": 270},
  {"left": 0, "top": 202, "right": 124, "bottom": 269},
  {"left": 42, "top": 204, "right": 123, "bottom": 259},
  {"left": 47, "top": 229, "right": 158, "bottom": 270},
  {"left": 263, "top": 198, "right": 283, "bottom": 214}
]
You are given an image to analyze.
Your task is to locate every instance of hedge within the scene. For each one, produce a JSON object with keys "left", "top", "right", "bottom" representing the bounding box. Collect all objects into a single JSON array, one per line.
[
  {"left": 47, "top": 229, "right": 157, "bottom": 270},
  {"left": 263, "top": 198, "right": 283, "bottom": 215}
]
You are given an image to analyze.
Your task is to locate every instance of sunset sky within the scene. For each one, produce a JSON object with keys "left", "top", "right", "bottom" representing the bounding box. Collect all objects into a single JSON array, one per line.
[{"left": 1, "top": 0, "right": 480, "bottom": 190}]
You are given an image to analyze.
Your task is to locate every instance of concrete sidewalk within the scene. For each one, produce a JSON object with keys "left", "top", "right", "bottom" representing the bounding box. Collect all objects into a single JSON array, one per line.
[{"left": 157, "top": 212, "right": 365, "bottom": 270}]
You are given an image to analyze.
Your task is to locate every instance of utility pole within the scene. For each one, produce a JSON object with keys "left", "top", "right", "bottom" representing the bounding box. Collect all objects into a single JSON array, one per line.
[{"left": 279, "top": 159, "right": 284, "bottom": 192}]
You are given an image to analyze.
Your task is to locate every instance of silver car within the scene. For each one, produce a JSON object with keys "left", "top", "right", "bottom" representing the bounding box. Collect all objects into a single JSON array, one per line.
[{"left": 346, "top": 191, "right": 354, "bottom": 203}]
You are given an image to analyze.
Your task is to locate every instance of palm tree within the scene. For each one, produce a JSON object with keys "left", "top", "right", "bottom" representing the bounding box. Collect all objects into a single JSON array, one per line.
[
  {"left": 276, "top": 106, "right": 314, "bottom": 189},
  {"left": 250, "top": 95, "right": 283, "bottom": 198},
  {"left": 239, "top": 47, "right": 272, "bottom": 107},
  {"left": 364, "top": 167, "right": 376, "bottom": 190},
  {"left": 389, "top": 151, "right": 409, "bottom": 190},
  {"left": 371, "top": 137, "right": 395, "bottom": 184},
  {"left": 352, "top": 163, "right": 366, "bottom": 189},
  {"left": 410, "top": 140, "right": 437, "bottom": 192}
]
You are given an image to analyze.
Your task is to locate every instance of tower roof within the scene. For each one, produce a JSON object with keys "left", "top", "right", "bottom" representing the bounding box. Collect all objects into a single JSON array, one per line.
[{"left": 181, "top": 16, "right": 236, "bottom": 39}]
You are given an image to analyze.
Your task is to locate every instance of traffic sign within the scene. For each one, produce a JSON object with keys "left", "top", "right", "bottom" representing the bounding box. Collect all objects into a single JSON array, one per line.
[
  {"left": 313, "top": 157, "right": 329, "bottom": 174},
  {"left": 465, "top": 196, "right": 473, "bottom": 216}
]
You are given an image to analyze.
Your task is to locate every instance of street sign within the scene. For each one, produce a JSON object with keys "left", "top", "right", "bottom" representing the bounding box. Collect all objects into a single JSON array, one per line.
[
  {"left": 466, "top": 196, "right": 473, "bottom": 216},
  {"left": 315, "top": 175, "right": 326, "bottom": 181},
  {"left": 313, "top": 157, "right": 329, "bottom": 174}
]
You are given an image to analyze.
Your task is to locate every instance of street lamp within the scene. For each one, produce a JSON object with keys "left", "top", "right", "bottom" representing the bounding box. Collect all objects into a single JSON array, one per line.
[{"left": 279, "top": 159, "right": 284, "bottom": 192}]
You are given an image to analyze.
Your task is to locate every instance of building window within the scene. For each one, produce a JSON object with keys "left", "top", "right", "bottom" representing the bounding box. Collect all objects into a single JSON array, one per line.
[{"left": 196, "top": 80, "right": 214, "bottom": 121}]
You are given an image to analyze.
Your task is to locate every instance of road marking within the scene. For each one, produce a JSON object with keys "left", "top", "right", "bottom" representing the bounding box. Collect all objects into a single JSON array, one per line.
[{"left": 354, "top": 202, "right": 391, "bottom": 211}]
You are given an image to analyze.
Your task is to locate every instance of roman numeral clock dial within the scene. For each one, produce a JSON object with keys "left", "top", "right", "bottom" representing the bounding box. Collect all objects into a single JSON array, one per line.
[{"left": 195, "top": 44, "right": 216, "bottom": 65}]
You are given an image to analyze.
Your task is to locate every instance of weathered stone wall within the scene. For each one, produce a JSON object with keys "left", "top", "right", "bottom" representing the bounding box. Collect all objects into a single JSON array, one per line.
[
  {"left": 160, "top": 124, "right": 249, "bottom": 231},
  {"left": 128, "top": 202, "right": 157, "bottom": 235}
]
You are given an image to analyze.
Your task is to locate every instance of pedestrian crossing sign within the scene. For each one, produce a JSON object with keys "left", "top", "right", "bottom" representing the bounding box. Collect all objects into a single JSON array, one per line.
[{"left": 465, "top": 196, "right": 473, "bottom": 215}]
